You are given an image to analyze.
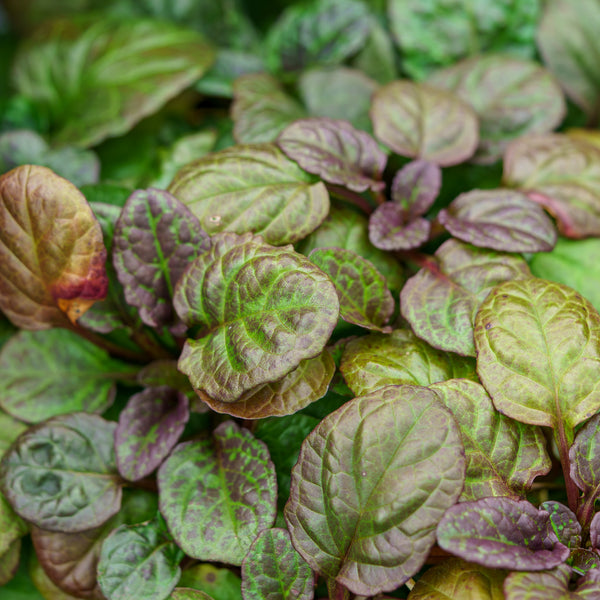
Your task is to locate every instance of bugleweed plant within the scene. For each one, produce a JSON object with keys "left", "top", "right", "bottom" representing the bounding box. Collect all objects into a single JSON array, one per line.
[{"left": 3, "top": 0, "right": 600, "bottom": 599}]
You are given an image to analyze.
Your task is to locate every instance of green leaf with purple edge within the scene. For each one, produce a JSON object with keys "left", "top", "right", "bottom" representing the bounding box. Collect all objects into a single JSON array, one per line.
[
  {"left": 168, "top": 144, "right": 329, "bottom": 246},
  {"left": 173, "top": 232, "right": 339, "bottom": 403},
  {"left": 370, "top": 80, "right": 479, "bottom": 166},
  {"left": 474, "top": 278, "right": 600, "bottom": 434},
  {"left": 171, "top": 590, "right": 215, "bottom": 600},
  {"left": 157, "top": 421, "right": 277, "bottom": 565},
  {"left": 97, "top": 514, "right": 183, "bottom": 600},
  {"left": 503, "top": 133, "right": 600, "bottom": 239},
  {"left": 178, "top": 564, "right": 242, "bottom": 600},
  {"left": 437, "top": 497, "right": 570, "bottom": 571},
  {"left": 539, "top": 501, "right": 581, "bottom": 549},
  {"left": 0, "top": 328, "right": 138, "bottom": 423},
  {"left": 113, "top": 188, "right": 210, "bottom": 330},
  {"left": 391, "top": 159, "right": 442, "bottom": 218},
  {"left": 231, "top": 73, "right": 306, "bottom": 144},
  {"left": 430, "top": 379, "right": 551, "bottom": 502},
  {"left": 308, "top": 247, "right": 394, "bottom": 332},
  {"left": 278, "top": 117, "right": 386, "bottom": 193},
  {"left": 340, "top": 328, "right": 477, "bottom": 397},
  {"left": 285, "top": 384, "right": 465, "bottom": 596},
  {"left": 368, "top": 203, "right": 431, "bottom": 251},
  {"left": 400, "top": 239, "right": 531, "bottom": 357},
  {"left": 427, "top": 54, "right": 565, "bottom": 164},
  {"left": 0, "top": 413, "right": 122, "bottom": 532},
  {"left": 115, "top": 387, "right": 189, "bottom": 482},
  {"left": 569, "top": 413, "right": 600, "bottom": 507},
  {"left": 437, "top": 188, "right": 557, "bottom": 253},
  {"left": 241, "top": 528, "right": 314, "bottom": 600}
]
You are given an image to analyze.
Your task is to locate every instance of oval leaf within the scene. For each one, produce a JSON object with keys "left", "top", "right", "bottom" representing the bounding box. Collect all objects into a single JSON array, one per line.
[
  {"left": 158, "top": 421, "right": 277, "bottom": 565},
  {"left": 0, "top": 413, "right": 121, "bottom": 532},
  {"left": 370, "top": 81, "right": 479, "bottom": 166},
  {"left": 368, "top": 203, "right": 431, "bottom": 251},
  {"left": 569, "top": 413, "right": 600, "bottom": 503},
  {"left": 391, "top": 159, "right": 441, "bottom": 218},
  {"left": 540, "top": 501, "right": 582, "bottom": 549},
  {"left": 168, "top": 144, "right": 329, "bottom": 246},
  {"left": 285, "top": 384, "right": 465, "bottom": 595}
]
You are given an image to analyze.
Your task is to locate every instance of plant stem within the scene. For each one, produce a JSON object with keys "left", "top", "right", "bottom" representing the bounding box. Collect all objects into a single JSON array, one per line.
[
  {"left": 327, "top": 579, "right": 350, "bottom": 600},
  {"left": 327, "top": 184, "right": 374, "bottom": 215},
  {"left": 555, "top": 424, "right": 579, "bottom": 514}
]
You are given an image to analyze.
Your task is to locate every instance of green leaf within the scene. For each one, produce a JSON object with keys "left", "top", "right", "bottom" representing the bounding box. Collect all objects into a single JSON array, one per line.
[
  {"left": 309, "top": 247, "right": 394, "bottom": 331},
  {"left": 157, "top": 421, "right": 277, "bottom": 565},
  {"left": 173, "top": 232, "right": 339, "bottom": 403},
  {"left": 285, "top": 384, "right": 465, "bottom": 595},
  {"left": 168, "top": 144, "right": 329, "bottom": 246},
  {"left": 0, "top": 546, "right": 44, "bottom": 598},
  {"left": 0, "top": 329, "right": 137, "bottom": 423},
  {"left": 178, "top": 565, "right": 241, "bottom": 600},
  {"left": 0, "top": 165, "right": 108, "bottom": 329},
  {"left": 97, "top": 515, "right": 182, "bottom": 600},
  {"left": 340, "top": 329, "right": 477, "bottom": 396},
  {"left": 171, "top": 590, "right": 215, "bottom": 600},
  {"left": 430, "top": 379, "right": 550, "bottom": 501},
  {"left": 504, "top": 564, "right": 600, "bottom": 598},
  {"left": 540, "top": 501, "right": 581, "bottom": 549},
  {"left": 370, "top": 81, "right": 479, "bottom": 166},
  {"left": 0, "top": 409, "right": 27, "bottom": 457},
  {"left": 13, "top": 17, "right": 215, "bottom": 147},
  {"left": 0, "top": 413, "right": 121, "bottom": 532},
  {"left": 0, "top": 492, "right": 27, "bottom": 558},
  {"left": 350, "top": 20, "right": 398, "bottom": 84},
  {"left": 474, "top": 278, "right": 600, "bottom": 433},
  {"left": 0, "top": 539, "right": 20, "bottom": 586},
  {"left": 400, "top": 239, "right": 531, "bottom": 356}
]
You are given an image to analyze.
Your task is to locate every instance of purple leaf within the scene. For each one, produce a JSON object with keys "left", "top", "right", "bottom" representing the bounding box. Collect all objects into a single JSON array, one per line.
[
  {"left": 539, "top": 501, "right": 582, "bottom": 549},
  {"left": 503, "top": 564, "right": 600, "bottom": 598},
  {"left": 437, "top": 497, "right": 570, "bottom": 571},
  {"left": 391, "top": 159, "right": 441, "bottom": 218},
  {"left": 591, "top": 512, "right": 600, "bottom": 550},
  {"left": 570, "top": 549, "right": 600, "bottom": 577},
  {"left": 569, "top": 414, "right": 600, "bottom": 508},
  {"left": 368, "top": 203, "right": 431, "bottom": 251}
]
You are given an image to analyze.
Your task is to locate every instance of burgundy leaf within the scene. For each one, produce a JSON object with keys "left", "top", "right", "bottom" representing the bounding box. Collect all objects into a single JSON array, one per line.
[
  {"left": 391, "top": 159, "right": 441, "bottom": 218},
  {"left": 369, "top": 203, "right": 431, "bottom": 251}
]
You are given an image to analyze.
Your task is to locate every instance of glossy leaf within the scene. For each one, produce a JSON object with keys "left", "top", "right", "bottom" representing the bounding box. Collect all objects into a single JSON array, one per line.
[
  {"left": 391, "top": 159, "right": 442, "bottom": 218},
  {"left": 368, "top": 204, "right": 431, "bottom": 251},
  {"left": 231, "top": 73, "right": 306, "bottom": 144},
  {"left": 173, "top": 232, "right": 339, "bottom": 403},
  {"left": 407, "top": 558, "right": 506, "bottom": 599},
  {"left": 569, "top": 413, "right": 600, "bottom": 504},
  {"left": 115, "top": 387, "right": 189, "bottom": 482},
  {"left": 309, "top": 247, "right": 394, "bottom": 332},
  {"left": 0, "top": 328, "right": 136, "bottom": 423},
  {"left": 97, "top": 515, "right": 182, "bottom": 600},
  {"left": 503, "top": 133, "right": 600, "bottom": 238},
  {"left": 285, "top": 384, "right": 465, "bottom": 595},
  {"left": 370, "top": 80, "right": 479, "bottom": 166},
  {"left": 438, "top": 188, "right": 557, "bottom": 252},
  {"left": 428, "top": 55, "right": 565, "bottom": 163},
  {"left": 430, "top": 379, "right": 550, "bottom": 501},
  {"left": 437, "top": 497, "right": 570, "bottom": 570},
  {"left": 13, "top": 18, "right": 215, "bottom": 147},
  {"left": 178, "top": 564, "right": 242, "bottom": 600},
  {"left": 113, "top": 188, "right": 210, "bottom": 329},
  {"left": 400, "top": 239, "right": 531, "bottom": 356},
  {"left": 474, "top": 278, "right": 600, "bottom": 432},
  {"left": 0, "top": 165, "right": 107, "bottom": 329},
  {"left": 0, "top": 413, "right": 121, "bottom": 532},
  {"left": 198, "top": 351, "right": 335, "bottom": 419},
  {"left": 539, "top": 501, "right": 582, "bottom": 549},
  {"left": 168, "top": 144, "right": 329, "bottom": 246},
  {"left": 158, "top": 421, "right": 277, "bottom": 565},
  {"left": 340, "top": 329, "right": 477, "bottom": 396},
  {"left": 241, "top": 528, "right": 313, "bottom": 600},
  {"left": 504, "top": 564, "right": 600, "bottom": 598},
  {"left": 278, "top": 118, "right": 386, "bottom": 193}
]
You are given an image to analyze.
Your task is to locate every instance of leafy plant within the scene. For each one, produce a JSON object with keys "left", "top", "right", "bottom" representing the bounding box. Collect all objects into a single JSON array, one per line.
[{"left": 2, "top": 1, "right": 600, "bottom": 599}]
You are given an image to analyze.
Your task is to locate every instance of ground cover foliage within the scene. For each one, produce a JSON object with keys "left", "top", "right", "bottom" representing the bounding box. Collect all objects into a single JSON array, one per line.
[{"left": 2, "top": 0, "right": 600, "bottom": 598}]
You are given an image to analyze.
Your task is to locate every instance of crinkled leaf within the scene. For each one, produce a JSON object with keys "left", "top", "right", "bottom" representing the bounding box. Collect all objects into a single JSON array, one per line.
[
  {"left": 13, "top": 17, "right": 215, "bottom": 147},
  {"left": 0, "top": 328, "right": 137, "bottom": 423},
  {"left": 474, "top": 278, "right": 600, "bottom": 432},
  {"left": 285, "top": 384, "right": 465, "bottom": 595},
  {"left": 569, "top": 413, "right": 600, "bottom": 504},
  {"left": 231, "top": 73, "right": 306, "bottom": 144},
  {"left": 368, "top": 204, "right": 431, "bottom": 251},
  {"left": 391, "top": 159, "right": 442, "bottom": 218},
  {"left": 278, "top": 118, "right": 386, "bottom": 193},
  {"left": 0, "top": 165, "right": 107, "bottom": 329},
  {"left": 158, "top": 421, "right": 277, "bottom": 565},
  {"left": 370, "top": 80, "right": 479, "bottom": 166},
  {"left": 400, "top": 239, "right": 531, "bottom": 356},
  {"left": 0, "top": 492, "right": 27, "bottom": 558},
  {"left": 437, "top": 497, "right": 570, "bottom": 570},
  {"left": 178, "top": 564, "right": 242, "bottom": 600},
  {"left": 0, "top": 409, "right": 27, "bottom": 456},
  {"left": 503, "top": 134, "right": 600, "bottom": 238},
  {"left": 198, "top": 351, "right": 334, "bottom": 419},
  {"left": 168, "top": 144, "right": 329, "bottom": 246},
  {"left": 113, "top": 188, "right": 210, "bottom": 329},
  {"left": 407, "top": 557, "right": 506, "bottom": 599},
  {"left": 30, "top": 553, "right": 84, "bottom": 600},
  {"left": 0, "top": 539, "right": 20, "bottom": 586},
  {"left": 503, "top": 564, "right": 600, "bottom": 598},
  {"left": 428, "top": 55, "right": 565, "bottom": 164},
  {"left": 241, "top": 528, "right": 313, "bottom": 600},
  {"left": 438, "top": 188, "right": 557, "bottom": 252},
  {"left": 340, "top": 329, "right": 477, "bottom": 396},
  {"left": 539, "top": 501, "right": 582, "bottom": 549},
  {"left": 115, "top": 387, "right": 189, "bottom": 482},
  {"left": 309, "top": 247, "right": 394, "bottom": 332},
  {"left": 173, "top": 232, "right": 339, "bottom": 403},
  {"left": 265, "top": 0, "right": 370, "bottom": 75},
  {"left": 97, "top": 515, "right": 182, "bottom": 600},
  {"left": 430, "top": 379, "right": 550, "bottom": 502},
  {"left": 0, "top": 413, "right": 121, "bottom": 532},
  {"left": 571, "top": 550, "right": 600, "bottom": 577}
]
